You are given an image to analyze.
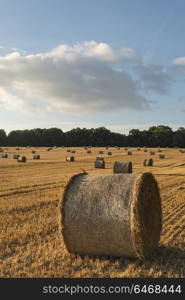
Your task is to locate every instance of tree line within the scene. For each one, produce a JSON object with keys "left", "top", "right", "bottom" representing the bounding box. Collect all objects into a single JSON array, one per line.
[{"left": 0, "top": 125, "right": 185, "bottom": 147}]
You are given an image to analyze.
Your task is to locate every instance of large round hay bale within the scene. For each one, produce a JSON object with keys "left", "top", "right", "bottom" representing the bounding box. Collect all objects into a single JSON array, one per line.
[
  {"left": 33, "top": 154, "right": 40, "bottom": 160},
  {"left": 86, "top": 150, "right": 91, "bottom": 154},
  {"left": 67, "top": 149, "right": 71, "bottom": 153},
  {"left": 108, "top": 151, "right": 112, "bottom": 155},
  {"left": 113, "top": 161, "right": 132, "bottom": 173},
  {"left": 143, "top": 159, "right": 153, "bottom": 166},
  {"left": 144, "top": 149, "right": 147, "bottom": 152},
  {"left": 137, "top": 147, "right": 141, "bottom": 151},
  {"left": 66, "top": 156, "right": 75, "bottom": 162},
  {"left": 99, "top": 151, "right": 104, "bottom": 154},
  {"left": 124, "top": 147, "right": 128, "bottom": 150},
  {"left": 61, "top": 172, "right": 162, "bottom": 259},
  {"left": 95, "top": 158, "right": 105, "bottom": 168},
  {"left": 2, "top": 153, "right": 8, "bottom": 158},
  {"left": 128, "top": 151, "right": 132, "bottom": 155},
  {"left": 159, "top": 154, "right": 165, "bottom": 159},
  {"left": 31, "top": 150, "right": 36, "bottom": 154},
  {"left": 17, "top": 156, "right": 27, "bottom": 163},
  {"left": 16, "top": 147, "right": 20, "bottom": 151},
  {"left": 71, "top": 150, "right": 76, "bottom": 154}
]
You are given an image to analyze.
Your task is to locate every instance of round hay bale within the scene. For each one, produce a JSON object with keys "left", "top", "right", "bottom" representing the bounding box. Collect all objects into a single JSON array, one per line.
[
  {"left": 159, "top": 154, "right": 165, "bottom": 159},
  {"left": 113, "top": 161, "right": 132, "bottom": 173},
  {"left": 96, "top": 157, "right": 104, "bottom": 160},
  {"left": 61, "top": 172, "right": 162, "bottom": 259},
  {"left": 13, "top": 154, "right": 20, "bottom": 159},
  {"left": 71, "top": 150, "right": 76, "bottom": 154},
  {"left": 2, "top": 153, "right": 8, "bottom": 158},
  {"left": 95, "top": 158, "right": 105, "bottom": 168},
  {"left": 67, "top": 149, "right": 71, "bottom": 153},
  {"left": 124, "top": 147, "right": 128, "bottom": 150},
  {"left": 108, "top": 151, "right": 112, "bottom": 155},
  {"left": 0, "top": 149, "right": 4, "bottom": 153},
  {"left": 66, "top": 156, "right": 75, "bottom": 162},
  {"left": 144, "top": 149, "right": 147, "bottom": 152},
  {"left": 86, "top": 150, "right": 91, "bottom": 154},
  {"left": 128, "top": 151, "right": 132, "bottom": 155},
  {"left": 179, "top": 149, "right": 185, "bottom": 153},
  {"left": 150, "top": 151, "right": 155, "bottom": 155},
  {"left": 31, "top": 150, "right": 36, "bottom": 154},
  {"left": 158, "top": 149, "right": 162, "bottom": 152},
  {"left": 16, "top": 147, "right": 20, "bottom": 151},
  {"left": 99, "top": 151, "right": 104, "bottom": 154},
  {"left": 33, "top": 154, "right": 40, "bottom": 160},
  {"left": 137, "top": 147, "right": 141, "bottom": 151},
  {"left": 143, "top": 159, "right": 153, "bottom": 167},
  {"left": 17, "top": 156, "right": 27, "bottom": 163}
]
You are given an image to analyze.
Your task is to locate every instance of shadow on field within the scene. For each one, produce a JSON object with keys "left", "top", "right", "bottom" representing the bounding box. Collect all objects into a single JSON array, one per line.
[
  {"left": 154, "top": 174, "right": 185, "bottom": 177},
  {"left": 70, "top": 245, "right": 185, "bottom": 277}
]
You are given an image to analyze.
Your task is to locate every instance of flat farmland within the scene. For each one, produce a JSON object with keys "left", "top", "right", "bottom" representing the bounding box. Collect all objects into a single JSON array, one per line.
[{"left": 0, "top": 146, "right": 184, "bottom": 277}]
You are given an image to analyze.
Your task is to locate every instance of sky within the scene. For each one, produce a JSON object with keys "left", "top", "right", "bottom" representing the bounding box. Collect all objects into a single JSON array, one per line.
[{"left": 0, "top": 0, "right": 185, "bottom": 134}]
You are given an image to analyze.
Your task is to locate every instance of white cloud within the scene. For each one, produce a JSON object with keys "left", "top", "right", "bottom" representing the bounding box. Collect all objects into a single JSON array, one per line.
[
  {"left": 172, "top": 57, "right": 185, "bottom": 65},
  {"left": 0, "top": 41, "right": 172, "bottom": 115},
  {"left": 0, "top": 88, "right": 46, "bottom": 113}
]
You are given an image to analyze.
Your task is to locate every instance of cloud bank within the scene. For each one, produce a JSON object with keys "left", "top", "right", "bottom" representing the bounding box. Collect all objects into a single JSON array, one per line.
[{"left": 0, "top": 41, "right": 173, "bottom": 114}]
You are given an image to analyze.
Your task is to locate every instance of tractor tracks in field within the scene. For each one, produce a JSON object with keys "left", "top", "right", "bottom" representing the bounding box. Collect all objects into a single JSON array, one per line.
[
  {"left": 0, "top": 199, "right": 59, "bottom": 216},
  {"left": 0, "top": 182, "right": 65, "bottom": 199}
]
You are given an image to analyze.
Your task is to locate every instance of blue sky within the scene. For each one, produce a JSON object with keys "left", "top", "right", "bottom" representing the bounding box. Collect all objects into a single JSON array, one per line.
[{"left": 0, "top": 0, "right": 185, "bottom": 133}]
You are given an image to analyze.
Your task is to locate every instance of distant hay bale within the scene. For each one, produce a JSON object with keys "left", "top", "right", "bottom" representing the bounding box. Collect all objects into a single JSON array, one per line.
[
  {"left": 16, "top": 148, "right": 20, "bottom": 151},
  {"left": 31, "top": 150, "right": 36, "bottom": 154},
  {"left": 144, "top": 149, "right": 147, "bottom": 152},
  {"left": 108, "top": 151, "right": 112, "bottom": 155},
  {"left": 99, "top": 151, "right": 104, "bottom": 154},
  {"left": 137, "top": 147, "right": 141, "bottom": 151},
  {"left": 143, "top": 159, "right": 153, "bottom": 167},
  {"left": 71, "top": 150, "right": 76, "bottom": 153},
  {"left": 33, "top": 154, "right": 40, "bottom": 160},
  {"left": 17, "top": 156, "right": 27, "bottom": 163},
  {"left": 86, "top": 150, "right": 91, "bottom": 154},
  {"left": 2, "top": 153, "right": 8, "bottom": 158},
  {"left": 95, "top": 158, "right": 105, "bottom": 168},
  {"left": 159, "top": 154, "right": 165, "bottom": 159},
  {"left": 13, "top": 154, "right": 20, "bottom": 159},
  {"left": 0, "top": 149, "right": 4, "bottom": 152},
  {"left": 66, "top": 156, "right": 75, "bottom": 162},
  {"left": 106, "top": 147, "right": 109, "bottom": 149},
  {"left": 158, "top": 149, "right": 162, "bottom": 152},
  {"left": 124, "top": 147, "right": 128, "bottom": 150},
  {"left": 179, "top": 149, "right": 185, "bottom": 153},
  {"left": 67, "top": 149, "right": 71, "bottom": 152},
  {"left": 150, "top": 151, "right": 155, "bottom": 155},
  {"left": 61, "top": 172, "right": 162, "bottom": 259},
  {"left": 113, "top": 161, "right": 132, "bottom": 173},
  {"left": 128, "top": 151, "right": 132, "bottom": 155},
  {"left": 84, "top": 147, "right": 88, "bottom": 150}
]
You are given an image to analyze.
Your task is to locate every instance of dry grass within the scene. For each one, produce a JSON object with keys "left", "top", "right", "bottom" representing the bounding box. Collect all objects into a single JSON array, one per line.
[{"left": 0, "top": 146, "right": 184, "bottom": 278}]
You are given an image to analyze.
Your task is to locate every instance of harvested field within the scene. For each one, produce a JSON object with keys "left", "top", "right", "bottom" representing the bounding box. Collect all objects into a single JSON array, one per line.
[{"left": 0, "top": 146, "right": 184, "bottom": 278}]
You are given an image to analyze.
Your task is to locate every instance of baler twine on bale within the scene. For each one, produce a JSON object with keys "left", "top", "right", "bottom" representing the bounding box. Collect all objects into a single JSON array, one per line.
[{"left": 60, "top": 172, "right": 162, "bottom": 259}]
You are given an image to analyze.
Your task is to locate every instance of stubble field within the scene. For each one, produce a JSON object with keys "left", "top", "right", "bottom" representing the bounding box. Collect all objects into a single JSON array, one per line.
[{"left": 0, "top": 146, "right": 184, "bottom": 278}]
